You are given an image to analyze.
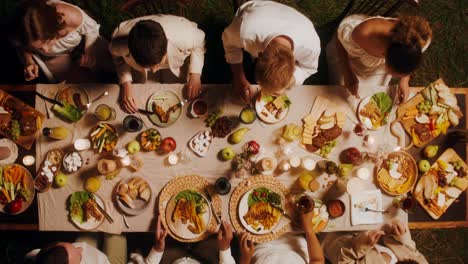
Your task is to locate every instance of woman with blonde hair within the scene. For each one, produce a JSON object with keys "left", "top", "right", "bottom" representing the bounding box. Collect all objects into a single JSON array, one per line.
[{"left": 326, "top": 14, "right": 432, "bottom": 103}]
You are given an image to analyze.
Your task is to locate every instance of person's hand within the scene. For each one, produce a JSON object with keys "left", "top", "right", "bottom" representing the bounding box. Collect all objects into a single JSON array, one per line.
[
  {"left": 239, "top": 232, "right": 255, "bottom": 264},
  {"left": 119, "top": 81, "right": 138, "bottom": 113},
  {"left": 79, "top": 53, "right": 96, "bottom": 68},
  {"left": 153, "top": 215, "right": 168, "bottom": 252},
  {"left": 217, "top": 221, "right": 233, "bottom": 251},
  {"left": 24, "top": 63, "right": 39, "bottom": 81},
  {"left": 186, "top": 73, "right": 202, "bottom": 100},
  {"left": 397, "top": 76, "right": 410, "bottom": 104},
  {"left": 233, "top": 75, "right": 254, "bottom": 104},
  {"left": 366, "top": 230, "right": 385, "bottom": 247},
  {"left": 300, "top": 210, "right": 315, "bottom": 235},
  {"left": 344, "top": 73, "right": 359, "bottom": 99},
  {"left": 388, "top": 219, "right": 407, "bottom": 237}
]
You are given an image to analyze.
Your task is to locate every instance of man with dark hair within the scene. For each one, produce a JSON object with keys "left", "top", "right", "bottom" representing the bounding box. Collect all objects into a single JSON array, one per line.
[{"left": 110, "top": 15, "right": 206, "bottom": 113}]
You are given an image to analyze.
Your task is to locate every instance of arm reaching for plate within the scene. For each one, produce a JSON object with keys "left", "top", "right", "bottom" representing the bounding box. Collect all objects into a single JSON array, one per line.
[
  {"left": 300, "top": 211, "right": 325, "bottom": 264},
  {"left": 119, "top": 81, "right": 138, "bottom": 114},
  {"left": 217, "top": 221, "right": 236, "bottom": 264},
  {"left": 239, "top": 232, "right": 255, "bottom": 264}
]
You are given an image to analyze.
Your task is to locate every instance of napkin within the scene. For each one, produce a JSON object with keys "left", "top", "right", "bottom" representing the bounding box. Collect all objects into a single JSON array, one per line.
[{"left": 350, "top": 190, "right": 383, "bottom": 226}]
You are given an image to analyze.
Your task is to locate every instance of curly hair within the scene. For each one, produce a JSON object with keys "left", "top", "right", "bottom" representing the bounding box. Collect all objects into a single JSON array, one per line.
[
  {"left": 255, "top": 42, "right": 295, "bottom": 94},
  {"left": 392, "top": 15, "right": 432, "bottom": 50},
  {"left": 14, "top": 0, "right": 66, "bottom": 47}
]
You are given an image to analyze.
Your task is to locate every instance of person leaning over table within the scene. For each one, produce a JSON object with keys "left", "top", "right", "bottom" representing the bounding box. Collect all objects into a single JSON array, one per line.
[
  {"left": 11, "top": 0, "right": 113, "bottom": 83},
  {"left": 238, "top": 208, "right": 325, "bottom": 264},
  {"left": 109, "top": 14, "right": 206, "bottom": 113},
  {"left": 24, "top": 233, "right": 127, "bottom": 264},
  {"left": 326, "top": 14, "right": 432, "bottom": 103},
  {"left": 222, "top": 0, "right": 321, "bottom": 103},
  {"left": 128, "top": 215, "right": 236, "bottom": 264},
  {"left": 321, "top": 219, "right": 427, "bottom": 264}
]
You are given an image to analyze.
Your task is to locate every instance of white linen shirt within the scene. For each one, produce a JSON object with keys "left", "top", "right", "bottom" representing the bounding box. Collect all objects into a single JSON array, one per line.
[
  {"left": 109, "top": 15, "right": 206, "bottom": 84},
  {"left": 251, "top": 234, "right": 310, "bottom": 264},
  {"left": 128, "top": 248, "right": 235, "bottom": 264},
  {"left": 26, "top": 242, "right": 110, "bottom": 264},
  {"left": 222, "top": 0, "right": 321, "bottom": 85}
]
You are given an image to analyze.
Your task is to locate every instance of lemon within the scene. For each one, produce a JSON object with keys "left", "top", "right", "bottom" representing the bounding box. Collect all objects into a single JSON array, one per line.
[
  {"left": 85, "top": 177, "right": 101, "bottom": 193},
  {"left": 298, "top": 171, "right": 314, "bottom": 191}
]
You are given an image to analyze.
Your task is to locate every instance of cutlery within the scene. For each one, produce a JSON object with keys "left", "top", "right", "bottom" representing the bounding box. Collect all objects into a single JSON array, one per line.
[
  {"left": 269, "top": 203, "right": 295, "bottom": 222},
  {"left": 35, "top": 91, "right": 64, "bottom": 107},
  {"left": 80, "top": 91, "right": 108, "bottom": 111},
  {"left": 364, "top": 207, "right": 388, "bottom": 213},
  {"left": 90, "top": 195, "right": 114, "bottom": 223},
  {"left": 204, "top": 188, "right": 221, "bottom": 225},
  {"left": 41, "top": 98, "right": 52, "bottom": 119},
  {"left": 123, "top": 214, "right": 130, "bottom": 228},
  {"left": 138, "top": 108, "right": 154, "bottom": 115}
]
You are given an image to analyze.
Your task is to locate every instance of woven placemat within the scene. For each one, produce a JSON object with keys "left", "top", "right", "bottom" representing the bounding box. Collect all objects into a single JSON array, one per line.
[
  {"left": 159, "top": 175, "right": 221, "bottom": 243},
  {"left": 229, "top": 175, "right": 291, "bottom": 243}
]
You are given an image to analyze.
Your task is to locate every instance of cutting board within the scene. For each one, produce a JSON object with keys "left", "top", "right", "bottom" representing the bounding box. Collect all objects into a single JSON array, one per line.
[{"left": 396, "top": 93, "right": 427, "bottom": 147}]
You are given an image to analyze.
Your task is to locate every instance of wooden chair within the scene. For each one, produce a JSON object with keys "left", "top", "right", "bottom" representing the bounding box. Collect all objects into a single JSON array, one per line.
[{"left": 118, "top": 0, "right": 199, "bottom": 18}]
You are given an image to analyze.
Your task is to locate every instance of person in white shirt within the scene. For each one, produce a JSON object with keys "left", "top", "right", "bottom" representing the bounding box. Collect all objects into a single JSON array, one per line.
[
  {"left": 321, "top": 219, "right": 427, "bottom": 264},
  {"left": 222, "top": 0, "right": 321, "bottom": 103},
  {"left": 326, "top": 14, "right": 432, "bottom": 103},
  {"left": 238, "top": 208, "right": 325, "bottom": 264},
  {"left": 109, "top": 15, "right": 206, "bottom": 113},
  {"left": 129, "top": 216, "right": 236, "bottom": 264}
]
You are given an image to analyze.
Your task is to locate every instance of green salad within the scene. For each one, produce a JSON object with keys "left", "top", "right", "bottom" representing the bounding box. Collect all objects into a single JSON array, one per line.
[
  {"left": 175, "top": 190, "right": 207, "bottom": 214},
  {"left": 247, "top": 187, "right": 281, "bottom": 207},
  {"left": 68, "top": 191, "right": 91, "bottom": 223}
]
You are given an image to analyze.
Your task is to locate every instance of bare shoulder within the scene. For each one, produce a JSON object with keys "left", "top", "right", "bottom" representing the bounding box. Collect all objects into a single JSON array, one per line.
[{"left": 54, "top": 2, "right": 83, "bottom": 29}]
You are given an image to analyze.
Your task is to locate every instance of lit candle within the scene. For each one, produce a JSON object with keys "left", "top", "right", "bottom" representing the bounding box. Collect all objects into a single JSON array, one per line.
[
  {"left": 289, "top": 156, "right": 301, "bottom": 168},
  {"left": 74, "top": 138, "right": 91, "bottom": 151},
  {"left": 168, "top": 154, "right": 179, "bottom": 165},
  {"left": 22, "top": 155, "right": 35, "bottom": 166},
  {"left": 301, "top": 157, "right": 316, "bottom": 171}
]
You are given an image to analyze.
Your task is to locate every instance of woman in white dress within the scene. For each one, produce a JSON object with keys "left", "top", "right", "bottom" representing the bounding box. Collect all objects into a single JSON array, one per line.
[
  {"left": 326, "top": 15, "right": 432, "bottom": 103},
  {"left": 12, "top": 0, "right": 113, "bottom": 82}
]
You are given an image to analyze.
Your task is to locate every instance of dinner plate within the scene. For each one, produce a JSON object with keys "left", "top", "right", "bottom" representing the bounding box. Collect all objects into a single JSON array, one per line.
[
  {"left": 0, "top": 164, "right": 35, "bottom": 215},
  {"left": 255, "top": 93, "right": 289, "bottom": 124},
  {"left": 115, "top": 177, "right": 152, "bottom": 216},
  {"left": 146, "top": 90, "right": 182, "bottom": 127},
  {"left": 165, "top": 190, "right": 211, "bottom": 240},
  {"left": 70, "top": 194, "right": 105, "bottom": 231},
  {"left": 0, "top": 138, "right": 18, "bottom": 166},
  {"left": 55, "top": 86, "right": 90, "bottom": 120},
  {"left": 238, "top": 188, "right": 283, "bottom": 234},
  {"left": 357, "top": 96, "right": 377, "bottom": 130}
]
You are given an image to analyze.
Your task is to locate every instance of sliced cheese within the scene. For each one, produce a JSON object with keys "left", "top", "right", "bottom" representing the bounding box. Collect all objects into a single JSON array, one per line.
[
  {"left": 389, "top": 169, "right": 402, "bottom": 179},
  {"left": 436, "top": 193, "right": 446, "bottom": 207},
  {"left": 320, "top": 122, "right": 334, "bottom": 130},
  {"left": 445, "top": 187, "right": 460, "bottom": 198},
  {"left": 317, "top": 115, "right": 334, "bottom": 125},
  {"left": 273, "top": 96, "right": 285, "bottom": 109},
  {"left": 336, "top": 112, "right": 345, "bottom": 126},
  {"left": 303, "top": 137, "right": 313, "bottom": 145},
  {"left": 323, "top": 109, "right": 335, "bottom": 118},
  {"left": 303, "top": 114, "right": 315, "bottom": 125},
  {"left": 446, "top": 172, "right": 457, "bottom": 184}
]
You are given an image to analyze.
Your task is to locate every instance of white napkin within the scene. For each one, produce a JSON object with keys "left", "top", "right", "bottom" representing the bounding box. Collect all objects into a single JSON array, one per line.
[{"left": 350, "top": 190, "right": 383, "bottom": 225}]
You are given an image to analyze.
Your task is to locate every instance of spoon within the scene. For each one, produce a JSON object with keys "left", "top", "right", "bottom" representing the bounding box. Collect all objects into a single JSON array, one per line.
[{"left": 81, "top": 91, "right": 109, "bottom": 110}]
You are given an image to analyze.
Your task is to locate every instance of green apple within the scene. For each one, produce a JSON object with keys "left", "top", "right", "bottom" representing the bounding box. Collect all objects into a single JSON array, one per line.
[
  {"left": 423, "top": 145, "right": 438, "bottom": 158},
  {"left": 418, "top": 160, "right": 431, "bottom": 173},
  {"left": 127, "top": 140, "right": 141, "bottom": 154},
  {"left": 220, "top": 147, "right": 235, "bottom": 160},
  {"left": 54, "top": 173, "right": 68, "bottom": 188}
]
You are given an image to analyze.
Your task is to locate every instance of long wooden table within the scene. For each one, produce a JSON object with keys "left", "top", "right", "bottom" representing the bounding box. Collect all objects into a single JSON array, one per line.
[{"left": 0, "top": 84, "right": 467, "bottom": 231}]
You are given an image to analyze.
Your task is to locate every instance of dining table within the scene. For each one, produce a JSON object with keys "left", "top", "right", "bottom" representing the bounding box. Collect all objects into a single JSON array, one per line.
[{"left": 0, "top": 83, "right": 466, "bottom": 234}]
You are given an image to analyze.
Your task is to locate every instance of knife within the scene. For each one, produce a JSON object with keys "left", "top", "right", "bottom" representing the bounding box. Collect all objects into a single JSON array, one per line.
[
  {"left": 204, "top": 188, "right": 221, "bottom": 225},
  {"left": 35, "top": 91, "right": 64, "bottom": 107},
  {"left": 138, "top": 108, "right": 154, "bottom": 115},
  {"left": 90, "top": 194, "right": 114, "bottom": 223},
  {"left": 269, "top": 203, "right": 295, "bottom": 222}
]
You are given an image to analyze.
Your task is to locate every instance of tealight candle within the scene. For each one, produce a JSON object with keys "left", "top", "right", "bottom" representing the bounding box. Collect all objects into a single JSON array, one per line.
[
  {"left": 289, "top": 156, "right": 301, "bottom": 168},
  {"left": 74, "top": 138, "right": 91, "bottom": 151},
  {"left": 301, "top": 157, "right": 316, "bottom": 171},
  {"left": 120, "top": 156, "right": 131, "bottom": 166},
  {"left": 363, "top": 135, "right": 375, "bottom": 147},
  {"left": 22, "top": 155, "right": 35, "bottom": 166},
  {"left": 278, "top": 160, "right": 291, "bottom": 172},
  {"left": 168, "top": 153, "right": 179, "bottom": 165}
]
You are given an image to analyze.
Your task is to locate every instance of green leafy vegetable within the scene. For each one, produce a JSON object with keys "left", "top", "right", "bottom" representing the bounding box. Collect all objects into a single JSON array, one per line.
[
  {"left": 283, "top": 95, "right": 292, "bottom": 108},
  {"left": 247, "top": 187, "right": 281, "bottom": 207},
  {"left": 175, "top": 190, "right": 207, "bottom": 214},
  {"left": 52, "top": 101, "right": 84, "bottom": 122},
  {"left": 68, "top": 191, "right": 91, "bottom": 223},
  {"left": 262, "top": 95, "right": 274, "bottom": 103},
  {"left": 371, "top": 92, "right": 393, "bottom": 115}
]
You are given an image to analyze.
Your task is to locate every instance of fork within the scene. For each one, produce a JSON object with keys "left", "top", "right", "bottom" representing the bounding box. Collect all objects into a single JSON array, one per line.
[
  {"left": 80, "top": 91, "right": 108, "bottom": 111},
  {"left": 364, "top": 207, "right": 388, "bottom": 213},
  {"left": 204, "top": 188, "right": 222, "bottom": 224}
]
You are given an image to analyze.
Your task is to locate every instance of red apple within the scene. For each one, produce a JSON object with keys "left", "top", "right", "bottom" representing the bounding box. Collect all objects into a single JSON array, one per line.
[
  {"left": 159, "top": 137, "right": 177, "bottom": 154},
  {"left": 340, "top": 147, "right": 362, "bottom": 165},
  {"left": 6, "top": 199, "right": 22, "bottom": 214}
]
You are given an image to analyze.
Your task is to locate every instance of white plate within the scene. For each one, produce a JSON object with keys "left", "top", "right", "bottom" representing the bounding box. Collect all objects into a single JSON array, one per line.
[
  {"left": 147, "top": 90, "right": 182, "bottom": 128},
  {"left": 0, "top": 138, "right": 18, "bottom": 166},
  {"left": 70, "top": 194, "right": 105, "bottom": 231},
  {"left": 165, "top": 191, "right": 211, "bottom": 240},
  {"left": 255, "top": 93, "right": 289, "bottom": 124},
  {"left": 310, "top": 199, "right": 329, "bottom": 232},
  {"left": 238, "top": 188, "right": 283, "bottom": 234},
  {"left": 115, "top": 178, "right": 152, "bottom": 216},
  {"left": 357, "top": 96, "right": 376, "bottom": 130}
]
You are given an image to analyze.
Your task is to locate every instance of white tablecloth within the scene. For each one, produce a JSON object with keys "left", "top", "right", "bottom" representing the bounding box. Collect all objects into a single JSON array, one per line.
[{"left": 35, "top": 83, "right": 408, "bottom": 233}]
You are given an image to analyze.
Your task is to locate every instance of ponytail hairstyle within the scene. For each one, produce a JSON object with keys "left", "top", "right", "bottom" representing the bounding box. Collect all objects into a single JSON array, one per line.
[
  {"left": 386, "top": 15, "right": 432, "bottom": 75},
  {"left": 14, "top": 0, "right": 66, "bottom": 48}
]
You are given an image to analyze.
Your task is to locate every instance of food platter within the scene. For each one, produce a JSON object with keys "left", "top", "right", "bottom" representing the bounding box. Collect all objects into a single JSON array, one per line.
[
  {"left": 68, "top": 191, "right": 105, "bottom": 230},
  {"left": 310, "top": 199, "right": 329, "bottom": 232},
  {"left": 0, "top": 164, "right": 35, "bottom": 215},
  {"left": 238, "top": 187, "right": 283, "bottom": 234},
  {"left": 146, "top": 90, "right": 182, "bottom": 127},
  {"left": 0, "top": 90, "right": 44, "bottom": 150},
  {"left": 358, "top": 92, "right": 393, "bottom": 130},
  {"left": 89, "top": 123, "right": 118, "bottom": 153},
  {"left": 302, "top": 96, "right": 346, "bottom": 158},
  {"left": 394, "top": 79, "right": 463, "bottom": 147},
  {"left": 165, "top": 189, "right": 212, "bottom": 240},
  {"left": 255, "top": 92, "right": 290, "bottom": 124},
  {"left": 414, "top": 148, "right": 468, "bottom": 219},
  {"left": 115, "top": 177, "right": 152, "bottom": 216},
  {"left": 0, "top": 138, "right": 18, "bottom": 166},
  {"left": 375, "top": 151, "right": 418, "bottom": 196},
  {"left": 54, "top": 85, "right": 89, "bottom": 122}
]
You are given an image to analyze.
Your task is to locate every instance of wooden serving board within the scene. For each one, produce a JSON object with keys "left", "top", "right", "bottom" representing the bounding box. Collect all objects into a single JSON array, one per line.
[
  {"left": 0, "top": 89, "right": 45, "bottom": 150},
  {"left": 413, "top": 148, "right": 468, "bottom": 219},
  {"left": 396, "top": 93, "right": 427, "bottom": 147}
]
